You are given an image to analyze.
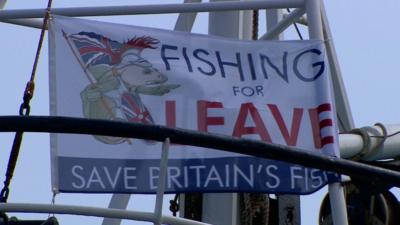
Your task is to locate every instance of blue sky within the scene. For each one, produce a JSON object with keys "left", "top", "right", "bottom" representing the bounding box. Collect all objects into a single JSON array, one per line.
[{"left": 0, "top": 1, "right": 399, "bottom": 225}]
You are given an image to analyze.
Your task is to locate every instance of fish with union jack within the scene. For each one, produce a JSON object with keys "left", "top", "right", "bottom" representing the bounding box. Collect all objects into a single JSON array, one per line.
[{"left": 65, "top": 30, "right": 179, "bottom": 145}]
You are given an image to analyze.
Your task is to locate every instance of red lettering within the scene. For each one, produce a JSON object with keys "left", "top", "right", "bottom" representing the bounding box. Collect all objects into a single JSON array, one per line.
[
  {"left": 166, "top": 101, "right": 176, "bottom": 128},
  {"left": 308, "top": 103, "right": 334, "bottom": 149},
  {"left": 197, "top": 100, "right": 225, "bottom": 132},
  {"left": 268, "top": 104, "right": 303, "bottom": 146},
  {"left": 308, "top": 108, "right": 322, "bottom": 148},
  {"left": 232, "top": 103, "right": 272, "bottom": 142}
]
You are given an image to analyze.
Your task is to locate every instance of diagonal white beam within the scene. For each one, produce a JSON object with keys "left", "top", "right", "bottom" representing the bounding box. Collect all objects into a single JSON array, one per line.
[
  {"left": 102, "top": 194, "right": 131, "bottom": 225},
  {"left": 174, "top": 0, "right": 202, "bottom": 32},
  {"left": 0, "top": 203, "right": 212, "bottom": 225},
  {"left": 259, "top": 7, "right": 305, "bottom": 40},
  {"left": 321, "top": 1, "right": 354, "bottom": 131}
]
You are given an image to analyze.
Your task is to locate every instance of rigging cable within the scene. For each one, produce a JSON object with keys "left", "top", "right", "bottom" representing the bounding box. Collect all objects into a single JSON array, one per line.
[
  {"left": 0, "top": 0, "right": 54, "bottom": 203},
  {"left": 286, "top": 8, "right": 303, "bottom": 40}
]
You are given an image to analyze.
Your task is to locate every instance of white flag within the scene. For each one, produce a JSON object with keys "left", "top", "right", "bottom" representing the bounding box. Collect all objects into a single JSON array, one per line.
[{"left": 49, "top": 15, "right": 339, "bottom": 194}]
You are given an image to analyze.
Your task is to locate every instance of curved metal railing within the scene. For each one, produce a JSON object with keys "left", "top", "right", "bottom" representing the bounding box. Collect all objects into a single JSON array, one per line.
[{"left": 0, "top": 115, "right": 400, "bottom": 225}]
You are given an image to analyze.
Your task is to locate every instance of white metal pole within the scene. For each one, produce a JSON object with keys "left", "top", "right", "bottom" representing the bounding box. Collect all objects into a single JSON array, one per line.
[
  {"left": 201, "top": 1, "right": 250, "bottom": 224},
  {"left": 174, "top": 0, "right": 202, "bottom": 32},
  {"left": 305, "top": 1, "right": 349, "bottom": 225},
  {"left": 154, "top": 138, "right": 171, "bottom": 225},
  {"left": 265, "top": 7, "right": 302, "bottom": 225},
  {"left": 320, "top": 1, "right": 355, "bottom": 132},
  {"left": 0, "top": 18, "right": 43, "bottom": 28},
  {"left": 338, "top": 124, "right": 400, "bottom": 161},
  {"left": 266, "top": 8, "right": 284, "bottom": 40},
  {"left": 0, "top": 0, "right": 305, "bottom": 19},
  {"left": 102, "top": 194, "right": 131, "bottom": 225},
  {"left": 0, "top": 203, "right": 212, "bottom": 225}
]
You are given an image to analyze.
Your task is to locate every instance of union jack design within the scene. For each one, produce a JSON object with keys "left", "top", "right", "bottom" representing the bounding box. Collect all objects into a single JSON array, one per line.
[
  {"left": 68, "top": 31, "right": 159, "bottom": 67},
  {"left": 64, "top": 31, "right": 167, "bottom": 145},
  {"left": 121, "top": 92, "right": 154, "bottom": 125}
]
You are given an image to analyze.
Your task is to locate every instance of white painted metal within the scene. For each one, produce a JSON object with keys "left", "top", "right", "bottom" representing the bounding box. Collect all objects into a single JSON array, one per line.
[
  {"left": 101, "top": 194, "right": 131, "bottom": 225},
  {"left": 0, "top": 0, "right": 6, "bottom": 10},
  {"left": 0, "top": 203, "right": 212, "bottom": 225},
  {"left": 202, "top": 194, "right": 239, "bottom": 225},
  {"left": 338, "top": 134, "right": 364, "bottom": 159},
  {"left": 266, "top": 8, "right": 283, "bottom": 40},
  {"left": 305, "top": 1, "right": 349, "bottom": 225},
  {"left": 327, "top": 183, "right": 348, "bottom": 225},
  {"left": 260, "top": 8, "right": 305, "bottom": 40},
  {"left": 283, "top": 13, "right": 307, "bottom": 25},
  {"left": 174, "top": 0, "right": 202, "bottom": 32},
  {"left": 339, "top": 124, "right": 400, "bottom": 161},
  {"left": 321, "top": 1, "right": 355, "bottom": 132},
  {"left": 0, "top": 0, "right": 305, "bottom": 19},
  {"left": 208, "top": 0, "right": 240, "bottom": 38},
  {"left": 304, "top": 0, "right": 322, "bottom": 40},
  {"left": 154, "top": 138, "right": 171, "bottom": 225},
  {"left": 202, "top": 2, "right": 243, "bottom": 224},
  {"left": 265, "top": 7, "right": 302, "bottom": 225},
  {"left": 238, "top": 8, "right": 252, "bottom": 40},
  {"left": 0, "top": 18, "right": 43, "bottom": 28}
]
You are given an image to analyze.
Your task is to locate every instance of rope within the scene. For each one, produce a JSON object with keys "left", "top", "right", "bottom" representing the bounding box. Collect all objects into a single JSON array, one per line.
[
  {"left": 0, "top": 0, "right": 54, "bottom": 203},
  {"left": 350, "top": 123, "right": 388, "bottom": 161},
  {"left": 240, "top": 193, "right": 269, "bottom": 225},
  {"left": 169, "top": 194, "right": 179, "bottom": 217},
  {"left": 252, "top": 10, "right": 259, "bottom": 40},
  {"left": 240, "top": 11, "right": 271, "bottom": 225}
]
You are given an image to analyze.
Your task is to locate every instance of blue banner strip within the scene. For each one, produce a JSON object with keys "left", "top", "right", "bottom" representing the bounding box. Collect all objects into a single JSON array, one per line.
[{"left": 57, "top": 156, "right": 340, "bottom": 194}]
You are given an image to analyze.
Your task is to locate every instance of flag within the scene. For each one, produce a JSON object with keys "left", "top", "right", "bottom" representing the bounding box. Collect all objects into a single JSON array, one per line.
[
  {"left": 50, "top": 15, "right": 340, "bottom": 194},
  {"left": 121, "top": 92, "right": 154, "bottom": 124}
]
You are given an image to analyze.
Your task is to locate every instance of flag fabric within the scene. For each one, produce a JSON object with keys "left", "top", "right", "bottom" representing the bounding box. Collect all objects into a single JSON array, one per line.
[
  {"left": 49, "top": 15, "right": 340, "bottom": 194},
  {"left": 68, "top": 31, "right": 124, "bottom": 67},
  {"left": 121, "top": 92, "right": 154, "bottom": 124}
]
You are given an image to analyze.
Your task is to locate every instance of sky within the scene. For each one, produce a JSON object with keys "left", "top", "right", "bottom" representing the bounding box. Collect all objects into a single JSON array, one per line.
[{"left": 0, "top": 0, "right": 400, "bottom": 225}]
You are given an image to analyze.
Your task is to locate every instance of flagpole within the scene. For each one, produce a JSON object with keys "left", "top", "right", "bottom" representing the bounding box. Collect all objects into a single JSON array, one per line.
[{"left": 62, "top": 31, "right": 132, "bottom": 144}]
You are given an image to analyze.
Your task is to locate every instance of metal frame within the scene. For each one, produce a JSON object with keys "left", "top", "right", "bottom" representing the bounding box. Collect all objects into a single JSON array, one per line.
[
  {"left": 260, "top": 8, "right": 305, "bottom": 40},
  {"left": 154, "top": 139, "right": 171, "bottom": 225},
  {"left": 0, "top": 0, "right": 303, "bottom": 19},
  {"left": 0, "top": 203, "right": 210, "bottom": 225},
  {"left": 0, "top": 1, "right": 373, "bottom": 224},
  {"left": 0, "top": 116, "right": 399, "bottom": 187}
]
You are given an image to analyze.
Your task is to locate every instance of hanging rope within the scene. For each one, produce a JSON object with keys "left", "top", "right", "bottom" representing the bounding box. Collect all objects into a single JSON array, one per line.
[
  {"left": 240, "top": 193, "right": 270, "bottom": 225},
  {"left": 0, "top": 0, "right": 54, "bottom": 203},
  {"left": 252, "top": 10, "right": 259, "bottom": 40},
  {"left": 237, "top": 10, "right": 271, "bottom": 225},
  {"left": 169, "top": 194, "right": 180, "bottom": 217}
]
